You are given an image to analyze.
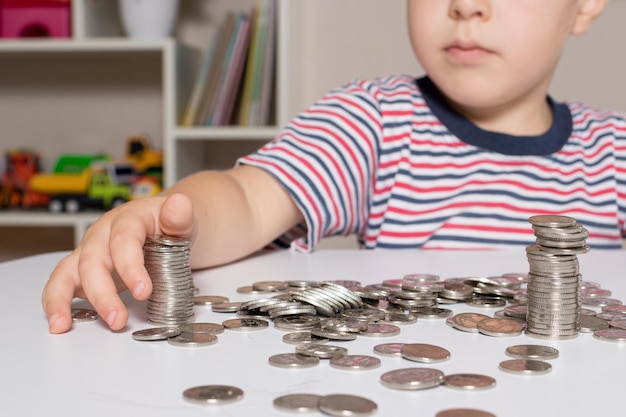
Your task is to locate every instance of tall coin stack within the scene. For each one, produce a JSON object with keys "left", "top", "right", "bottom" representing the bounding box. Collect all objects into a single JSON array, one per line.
[
  {"left": 525, "top": 215, "right": 590, "bottom": 340},
  {"left": 144, "top": 235, "right": 195, "bottom": 326}
]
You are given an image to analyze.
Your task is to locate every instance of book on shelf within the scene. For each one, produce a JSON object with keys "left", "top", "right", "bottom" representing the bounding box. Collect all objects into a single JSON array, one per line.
[{"left": 181, "top": 0, "right": 277, "bottom": 128}]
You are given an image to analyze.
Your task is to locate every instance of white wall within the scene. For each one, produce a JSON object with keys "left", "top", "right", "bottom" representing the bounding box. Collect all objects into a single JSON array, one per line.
[{"left": 294, "top": 0, "right": 626, "bottom": 114}]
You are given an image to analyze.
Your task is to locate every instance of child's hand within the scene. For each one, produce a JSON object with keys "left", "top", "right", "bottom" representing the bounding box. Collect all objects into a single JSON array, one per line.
[{"left": 41, "top": 193, "right": 196, "bottom": 333}]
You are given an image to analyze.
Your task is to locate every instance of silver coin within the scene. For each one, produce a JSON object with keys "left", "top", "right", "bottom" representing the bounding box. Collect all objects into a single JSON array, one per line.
[
  {"left": 528, "top": 214, "right": 577, "bottom": 228},
  {"left": 505, "top": 344, "right": 559, "bottom": 360},
  {"left": 579, "top": 315, "right": 609, "bottom": 332},
  {"left": 273, "top": 393, "right": 322, "bottom": 413},
  {"left": 274, "top": 315, "right": 321, "bottom": 331},
  {"left": 329, "top": 354, "right": 381, "bottom": 371},
  {"left": 71, "top": 308, "right": 98, "bottom": 323},
  {"left": 373, "top": 342, "right": 406, "bottom": 358},
  {"left": 498, "top": 359, "right": 552, "bottom": 375},
  {"left": 311, "top": 328, "right": 357, "bottom": 341},
  {"left": 268, "top": 353, "right": 320, "bottom": 368},
  {"left": 443, "top": 373, "right": 496, "bottom": 391},
  {"left": 436, "top": 409, "right": 496, "bottom": 417},
  {"left": 282, "top": 331, "right": 329, "bottom": 345},
  {"left": 380, "top": 367, "right": 444, "bottom": 390},
  {"left": 317, "top": 394, "right": 377, "bottom": 417},
  {"left": 236, "top": 285, "right": 273, "bottom": 295},
  {"left": 132, "top": 327, "right": 181, "bottom": 341},
  {"left": 167, "top": 333, "right": 218, "bottom": 348},
  {"left": 401, "top": 343, "right": 450, "bottom": 363},
  {"left": 194, "top": 295, "right": 229, "bottom": 306},
  {"left": 211, "top": 302, "right": 243, "bottom": 313},
  {"left": 179, "top": 322, "right": 225, "bottom": 335},
  {"left": 295, "top": 344, "right": 348, "bottom": 359},
  {"left": 222, "top": 318, "right": 269, "bottom": 331},
  {"left": 609, "top": 319, "right": 626, "bottom": 330},
  {"left": 593, "top": 328, "right": 626, "bottom": 343},
  {"left": 360, "top": 323, "right": 401, "bottom": 337},
  {"left": 183, "top": 385, "right": 243, "bottom": 405}
]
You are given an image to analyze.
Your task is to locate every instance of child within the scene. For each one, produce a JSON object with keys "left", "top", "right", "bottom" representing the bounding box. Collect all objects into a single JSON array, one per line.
[{"left": 43, "top": 0, "right": 620, "bottom": 333}]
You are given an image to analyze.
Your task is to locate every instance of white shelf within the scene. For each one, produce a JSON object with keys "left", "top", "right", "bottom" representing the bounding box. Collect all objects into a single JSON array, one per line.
[
  {"left": 0, "top": 212, "right": 101, "bottom": 245},
  {"left": 174, "top": 126, "right": 280, "bottom": 141}
]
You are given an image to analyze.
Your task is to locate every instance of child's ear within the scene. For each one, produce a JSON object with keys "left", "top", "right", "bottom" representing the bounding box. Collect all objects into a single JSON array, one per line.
[{"left": 572, "top": 0, "right": 608, "bottom": 35}]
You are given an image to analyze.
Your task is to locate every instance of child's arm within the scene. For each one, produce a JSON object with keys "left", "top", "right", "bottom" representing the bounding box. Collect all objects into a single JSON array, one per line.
[{"left": 41, "top": 165, "right": 303, "bottom": 334}]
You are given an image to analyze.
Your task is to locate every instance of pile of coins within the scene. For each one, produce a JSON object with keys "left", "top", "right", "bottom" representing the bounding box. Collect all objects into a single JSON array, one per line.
[
  {"left": 144, "top": 235, "right": 195, "bottom": 326},
  {"left": 525, "top": 215, "right": 590, "bottom": 340}
]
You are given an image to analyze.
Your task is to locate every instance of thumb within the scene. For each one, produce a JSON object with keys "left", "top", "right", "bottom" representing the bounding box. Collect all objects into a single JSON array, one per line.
[{"left": 158, "top": 193, "right": 196, "bottom": 240}]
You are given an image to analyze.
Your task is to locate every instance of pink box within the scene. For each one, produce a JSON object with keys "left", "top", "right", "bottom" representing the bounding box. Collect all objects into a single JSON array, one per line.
[{"left": 1, "top": 0, "right": 72, "bottom": 38}]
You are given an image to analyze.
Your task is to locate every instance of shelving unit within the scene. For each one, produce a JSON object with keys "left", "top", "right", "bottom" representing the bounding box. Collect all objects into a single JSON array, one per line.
[{"left": 0, "top": 0, "right": 300, "bottom": 251}]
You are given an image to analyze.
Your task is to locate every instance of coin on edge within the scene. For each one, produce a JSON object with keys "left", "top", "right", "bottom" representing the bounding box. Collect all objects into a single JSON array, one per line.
[
  {"left": 183, "top": 385, "right": 244, "bottom": 405},
  {"left": 498, "top": 359, "right": 552, "bottom": 375},
  {"left": 443, "top": 373, "right": 496, "bottom": 390},
  {"left": 318, "top": 394, "right": 377, "bottom": 417},
  {"left": 436, "top": 408, "right": 496, "bottom": 417},
  {"left": 505, "top": 344, "right": 559, "bottom": 360},
  {"left": 273, "top": 393, "right": 322, "bottom": 413}
]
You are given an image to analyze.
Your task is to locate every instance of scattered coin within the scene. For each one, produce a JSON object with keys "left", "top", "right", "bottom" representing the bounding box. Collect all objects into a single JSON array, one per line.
[
  {"left": 194, "top": 295, "right": 229, "bottom": 306},
  {"left": 498, "top": 359, "right": 552, "bottom": 375},
  {"left": 167, "top": 333, "right": 218, "bottom": 348},
  {"left": 401, "top": 343, "right": 450, "bottom": 363},
  {"left": 504, "top": 345, "right": 559, "bottom": 360},
  {"left": 222, "top": 318, "right": 269, "bottom": 331},
  {"left": 268, "top": 353, "right": 320, "bottom": 369},
  {"left": 132, "top": 327, "right": 181, "bottom": 341},
  {"left": 380, "top": 367, "right": 444, "bottom": 390},
  {"left": 71, "top": 308, "right": 98, "bottom": 323},
  {"left": 317, "top": 394, "right": 377, "bottom": 417},
  {"left": 579, "top": 315, "right": 609, "bottom": 333},
  {"left": 295, "top": 344, "right": 348, "bottom": 359},
  {"left": 179, "top": 322, "right": 224, "bottom": 335},
  {"left": 436, "top": 409, "right": 496, "bottom": 417},
  {"left": 477, "top": 318, "right": 525, "bottom": 337},
  {"left": 273, "top": 393, "right": 322, "bottom": 413},
  {"left": 443, "top": 373, "right": 496, "bottom": 390},
  {"left": 360, "top": 323, "right": 401, "bottom": 337},
  {"left": 593, "top": 328, "right": 626, "bottom": 343},
  {"left": 282, "top": 331, "right": 329, "bottom": 345},
  {"left": 212, "top": 302, "right": 244, "bottom": 313},
  {"left": 451, "top": 313, "right": 490, "bottom": 333},
  {"left": 373, "top": 342, "right": 406, "bottom": 358},
  {"left": 182, "top": 385, "right": 244, "bottom": 405},
  {"left": 329, "top": 354, "right": 381, "bottom": 371}
]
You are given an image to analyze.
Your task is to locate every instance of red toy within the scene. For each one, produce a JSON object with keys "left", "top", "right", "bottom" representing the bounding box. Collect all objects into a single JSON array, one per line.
[{"left": 0, "top": 0, "right": 71, "bottom": 38}]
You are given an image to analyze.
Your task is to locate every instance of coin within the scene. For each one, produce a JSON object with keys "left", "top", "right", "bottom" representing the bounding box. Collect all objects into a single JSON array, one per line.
[
  {"left": 498, "top": 359, "right": 552, "bottom": 375},
  {"left": 436, "top": 409, "right": 496, "bottom": 417},
  {"left": 282, "top": 331, "right": 329, "bottom": 345},
  {"left": 182, "top": 385, "right": 244, "bottom": 405},
  {"left": 373, "top": 342, "right": 406, "bottom": 358},
  {"left": 222, "top": 318, "right": 269, "bottom": 331},
  {"left": 380, "top": 367, "right": 444, "bottom": 390},
  {"left": 273, "top": 393, "right": 321, "bottom": 413},
  {"left": 194, "top": 295, "right": 229, "bottom": 306},
  {"left": 268, "top": 353, "right": 320, "bottom": 369},
  {"left": 477, "top": 318, "right": 525, "bottom": 337},
  {"left": 179, "top": 322, "right": 225, "bottom": 335},
  {"left": 360, "top": 323, "right": 401, "bottom": 337},
  {"left": 579, "top": 315, "right": 609, "bottom": 333},
  {"left": 329, "top": 355, "right": 381, "bottom": 371},
  {"left": 504, "top": 344, "right": 559, "bottom": 360},
  {"left": 451, "top": 313, "right": 490, "bottom": 333},
  {"left": 211, "top": 302, "right": 243, "bottom": 313},
  {"left": 443, "top": 373, "right": 496, "bottom": 390},
  {"left": 132, "top": 327, "right": 181, "bottom": 341},
  {"left": 71, "top": 308, "right": 98, "bottom": 323},
  {"left": 167, "top": 333, "right": 218, "bottom": 348},
  {"left": 528, "top": 214, "right": 577, "bottom": 227},
  {"left": 593, "top": 328, "right": 626, "bottom": 343},
  {"left": 317, "top": 394, "right": 377, "bottom": 417},
  {"left": 295, "top": 344, "right": 348, "bottom": 359},
  {"left": 401, "top": 343, "right": 450, "bottom": 363}
]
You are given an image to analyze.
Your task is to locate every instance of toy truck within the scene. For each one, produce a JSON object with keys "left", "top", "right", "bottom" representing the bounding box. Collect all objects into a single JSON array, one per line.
[{"left": 29, "top": 161, "right": 135, "bottom": 213}]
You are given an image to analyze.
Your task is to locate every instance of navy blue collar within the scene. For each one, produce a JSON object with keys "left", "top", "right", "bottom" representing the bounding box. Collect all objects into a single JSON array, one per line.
[{"left": 416, "top": 76, "right": 572, "bottom": 156}]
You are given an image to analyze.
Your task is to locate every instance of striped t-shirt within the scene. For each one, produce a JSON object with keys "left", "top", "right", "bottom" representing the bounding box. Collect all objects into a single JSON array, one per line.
[{"left": 239, "top": 75, "right": 626, "bottom": 252}]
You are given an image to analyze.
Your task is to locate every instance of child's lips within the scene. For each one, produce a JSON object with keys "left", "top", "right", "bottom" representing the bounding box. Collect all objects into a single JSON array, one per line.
[{"left": 444, "top": 41, "right": 493, "bottom": 63}]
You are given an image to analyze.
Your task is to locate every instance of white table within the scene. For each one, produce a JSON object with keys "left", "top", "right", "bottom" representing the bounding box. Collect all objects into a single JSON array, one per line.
[{"left": 1, "top": 249, "right": 624, "bottom": 417}]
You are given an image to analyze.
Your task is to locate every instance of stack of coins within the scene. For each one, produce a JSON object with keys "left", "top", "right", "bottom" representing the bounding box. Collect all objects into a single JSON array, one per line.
[
  {"left": 525, "top": 215, "right": 590, "bottom": 340},
  {"left": 144, "top": 235, "right": 195, "bottom": 325}
]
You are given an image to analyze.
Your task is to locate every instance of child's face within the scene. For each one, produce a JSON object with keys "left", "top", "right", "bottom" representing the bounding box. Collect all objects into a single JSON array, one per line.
[{"left": 407, "top": 0, "right": 597, "bottom": 113}]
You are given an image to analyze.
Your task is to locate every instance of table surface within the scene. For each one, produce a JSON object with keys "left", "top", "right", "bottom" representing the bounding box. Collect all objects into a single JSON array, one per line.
[{"left": 1, "top": 249, "right": 624, "bottom": 417}]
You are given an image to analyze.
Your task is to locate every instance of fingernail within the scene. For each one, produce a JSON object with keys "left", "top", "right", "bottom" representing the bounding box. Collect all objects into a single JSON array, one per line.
[
  {"left": 134, "top": 282, "right": 146, "bottom": 297},
  {"left": 48, "top": 314, "right": 60, "bottom": 330},
  {"left": 106, "top": 310, "right": 118, "bottom": 328}
]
